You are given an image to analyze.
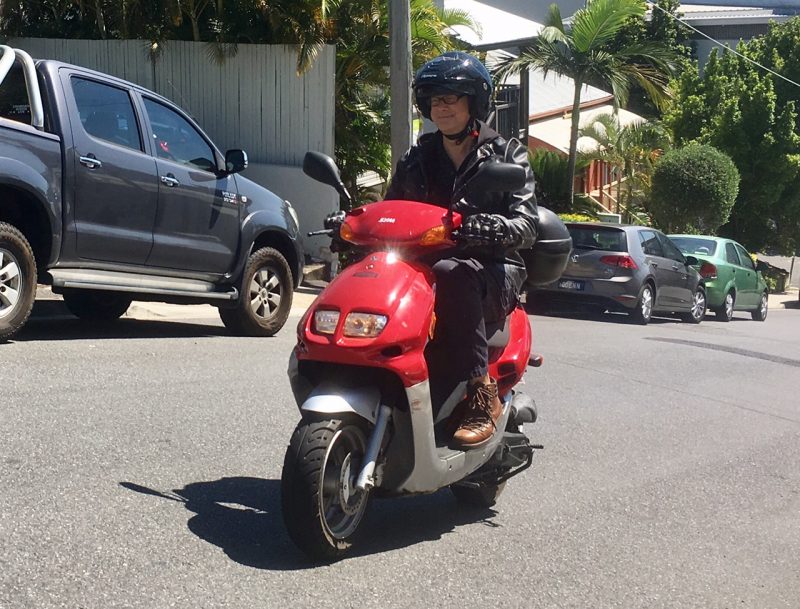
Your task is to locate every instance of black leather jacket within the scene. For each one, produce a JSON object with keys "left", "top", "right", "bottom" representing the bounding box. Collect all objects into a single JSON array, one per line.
[{"left": 385, "top": 122, "right": 539, "bottom": 287}]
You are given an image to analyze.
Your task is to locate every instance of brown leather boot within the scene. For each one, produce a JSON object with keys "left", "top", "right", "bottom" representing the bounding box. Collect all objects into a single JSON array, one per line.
[{"left": 452, "top": 380, "right": 503, "bottom": 448}]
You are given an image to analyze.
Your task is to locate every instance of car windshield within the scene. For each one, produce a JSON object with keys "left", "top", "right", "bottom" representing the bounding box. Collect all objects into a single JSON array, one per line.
[
  {"left": 670, "top": 237, "right": 718, "bottom": 257},
  {"left": 567, "top": 226, "right": 627, "bottom": 252}
]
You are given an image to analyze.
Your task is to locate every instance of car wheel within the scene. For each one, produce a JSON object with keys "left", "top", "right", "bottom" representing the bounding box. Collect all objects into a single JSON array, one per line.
[
  {"left": 629, "top": 283, "right": 654, "bottom": 325},
  {"left": 681, "top": 286, "right": 707, "bottom": 324},
  {"left": 751, "top": 291, "right": 768, "bottom": 321},
  {"left": 61, "top": 289, "right": 132, "bottom": 321},
  {"left": 219, "top": 246, "right": 293, "bottom": 337},
  {"left": 0, "top": 222, "right": 37, "bottom": 342},
  {"left": 714, "top": 290, "right": 735, "bottom": 322}
]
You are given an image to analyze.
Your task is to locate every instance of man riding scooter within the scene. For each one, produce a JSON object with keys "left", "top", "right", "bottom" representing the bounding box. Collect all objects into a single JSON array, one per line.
[{"left": 327, "top": 51, "right": 539, "bottom": 447}]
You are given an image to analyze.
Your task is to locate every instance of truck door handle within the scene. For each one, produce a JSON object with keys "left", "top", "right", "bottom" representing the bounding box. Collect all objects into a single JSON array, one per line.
[
  {"left": 672, "top": 264, "right": 680, "bottom": 270},
  {"left": 160, "top": 174, "right": 180, "bottom": 187},
  {"left": 79, "top": 155, "right": 102, "bottom": 169}
]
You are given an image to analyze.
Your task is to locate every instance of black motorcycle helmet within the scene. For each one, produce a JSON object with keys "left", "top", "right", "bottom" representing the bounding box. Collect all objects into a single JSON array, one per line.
[{"left": 413, "top": 52, "right": 493, "bottom": 122}]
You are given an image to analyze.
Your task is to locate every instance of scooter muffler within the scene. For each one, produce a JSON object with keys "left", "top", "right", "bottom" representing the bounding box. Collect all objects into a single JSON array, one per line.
[{"left": 511, "top": 391, "right": 537, "bottom": 425}]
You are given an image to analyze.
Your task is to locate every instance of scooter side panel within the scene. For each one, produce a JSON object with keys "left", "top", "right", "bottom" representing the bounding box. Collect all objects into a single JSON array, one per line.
[
  {"left": 296, "top": 251, "right": 436, "bottom": 387},
  {"left": 387, "top": 380, "right": 513, "bottom": 494},
  {"left": 489, "top": 306, "right": 532, "bottom": 397}
]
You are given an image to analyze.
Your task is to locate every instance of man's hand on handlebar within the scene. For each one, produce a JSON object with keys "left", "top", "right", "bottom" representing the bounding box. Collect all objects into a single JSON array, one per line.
[
  {"left": 324, "top": 210, "right": 346, "bottom": 231},
  {"left": 457, "top": 213, "right": 513, "bottom": 247}
]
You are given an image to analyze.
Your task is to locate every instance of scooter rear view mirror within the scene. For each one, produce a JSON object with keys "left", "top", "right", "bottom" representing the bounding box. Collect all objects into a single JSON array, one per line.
[
  {"left": 303, "top": 151, "right": 353, "bottom": 206},
  {"left": 469, "top": 162, "right": 526, "bottom": 194}
]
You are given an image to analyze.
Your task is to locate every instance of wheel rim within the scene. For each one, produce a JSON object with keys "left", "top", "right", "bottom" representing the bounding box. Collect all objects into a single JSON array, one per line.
[
  {"left": 759, "top": 294, "right": 768, "bottom": 317},
  {"left": 319, "top": 426, "right": 369, "bottom": 540},
  {"left": 691, "top": 290, "right": 706, "bottom": 320},
  {"left": 0, "top": 247, "right": 23, "bottom": 320},
  {"left": 725, "top": 293, "right": 734, "bottom": 318},
  {"left": 640, "top": 287, "right": 653, "bottom": 319},
  {"left": 249, "top": 267, "right": 282, "bottom": 320}
]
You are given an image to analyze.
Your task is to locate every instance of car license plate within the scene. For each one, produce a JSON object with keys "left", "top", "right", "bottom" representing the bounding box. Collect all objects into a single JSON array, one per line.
[{"left": 558, "top": 279, "right": 584, "bottom": 291}]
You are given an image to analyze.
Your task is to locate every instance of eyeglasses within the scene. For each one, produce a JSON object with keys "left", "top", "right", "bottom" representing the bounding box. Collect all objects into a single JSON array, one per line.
[{"left": 429, "top": 94, "right": 463, "bottom": 107}]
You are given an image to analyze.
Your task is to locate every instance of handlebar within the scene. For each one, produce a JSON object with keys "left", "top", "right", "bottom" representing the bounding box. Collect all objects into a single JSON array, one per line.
[{"left": 307, "top": 229, "right": 335, "bottom": 237}]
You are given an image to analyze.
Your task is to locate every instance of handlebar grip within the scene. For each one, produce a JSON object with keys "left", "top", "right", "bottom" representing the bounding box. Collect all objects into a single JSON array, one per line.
[{"left": 307, "top": 229, "right": 334, "bottom": 237}]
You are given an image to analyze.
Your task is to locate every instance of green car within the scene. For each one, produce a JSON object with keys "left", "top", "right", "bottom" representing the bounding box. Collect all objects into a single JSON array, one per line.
[{"left": 668, "top": 235, "right": 769, "bottom": 322}]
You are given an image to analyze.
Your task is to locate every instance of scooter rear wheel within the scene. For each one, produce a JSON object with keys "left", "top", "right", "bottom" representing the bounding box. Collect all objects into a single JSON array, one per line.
[{"left": 281, "top": 417, "right": 370, "bottom": 562}]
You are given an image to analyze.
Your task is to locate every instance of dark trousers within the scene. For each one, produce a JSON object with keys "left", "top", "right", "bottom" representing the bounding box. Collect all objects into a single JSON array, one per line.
[{"left": 425, "top": 257, "right": 516, "bottom": 407}]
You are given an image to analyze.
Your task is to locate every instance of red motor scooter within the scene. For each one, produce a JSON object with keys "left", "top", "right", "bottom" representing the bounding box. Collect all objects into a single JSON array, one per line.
[{"left": 281, "top": 152, "right": 570, "bottom": 561}]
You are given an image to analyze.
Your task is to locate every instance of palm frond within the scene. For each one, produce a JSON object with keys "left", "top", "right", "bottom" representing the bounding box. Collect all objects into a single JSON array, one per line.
[{"left": 570, "top": 0, "right": 645, "bottom": 53}]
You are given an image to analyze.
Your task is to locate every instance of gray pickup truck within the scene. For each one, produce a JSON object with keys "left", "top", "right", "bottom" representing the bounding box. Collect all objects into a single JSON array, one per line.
[{"left": 0, "top": 46, "right": 303, "bottom": 341}]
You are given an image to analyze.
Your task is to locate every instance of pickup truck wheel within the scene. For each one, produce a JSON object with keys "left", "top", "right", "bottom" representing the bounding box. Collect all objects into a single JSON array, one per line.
[
  {"left": 61, "top": 289, "right": 132, "bottom": 321},
  {"left": 219, "top": 247, "right": 293, "bottom": 337},
  {"left": 0, "top": 223, "right": 37, "bottom": 342}
]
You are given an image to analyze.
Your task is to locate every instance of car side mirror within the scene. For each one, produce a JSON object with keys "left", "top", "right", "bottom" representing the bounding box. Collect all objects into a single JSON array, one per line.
[
  {"left": 685, "top": 255, "right": 698, "bottom": 266},
  {"left": 224, "top": 149, "right": 248, "bottom": 174}
]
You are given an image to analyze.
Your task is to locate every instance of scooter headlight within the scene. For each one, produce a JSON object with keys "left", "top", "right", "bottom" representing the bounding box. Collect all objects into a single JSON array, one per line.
[
  {"left": 314, "top": 309, "right": 340, "bottom": 334},
  {"left": 343, "top": 312, "right": 388, "bottom": 338}
]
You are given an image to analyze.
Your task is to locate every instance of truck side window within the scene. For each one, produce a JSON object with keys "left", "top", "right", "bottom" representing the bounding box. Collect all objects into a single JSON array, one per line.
[
  {"left": 71, "top": 77, "right": 142, "bottom": 151},
  {"left": 142, "top": 98, "right": 217, "bottom": 173}
]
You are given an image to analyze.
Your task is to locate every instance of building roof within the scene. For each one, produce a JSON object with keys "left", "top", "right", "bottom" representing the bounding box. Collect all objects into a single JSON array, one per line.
[
  {"left": 666, "top": 3, "right": 794, "bottom": 26},
  {"left": 529, "top": 104, "right": 645, "bottom": 154},
  {"left": 445, "top": 0, "right": 543, "bottom": 48}
]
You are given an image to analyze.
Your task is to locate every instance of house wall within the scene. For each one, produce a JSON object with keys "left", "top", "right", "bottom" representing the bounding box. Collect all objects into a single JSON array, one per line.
[{"left": 11, "top": 37, "right": 338, "bottom": 258}]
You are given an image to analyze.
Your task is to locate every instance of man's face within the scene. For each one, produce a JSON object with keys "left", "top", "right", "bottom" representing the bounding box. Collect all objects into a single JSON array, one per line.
[{"left": 430, "top": 94, "right": 470, "bottom": 136}]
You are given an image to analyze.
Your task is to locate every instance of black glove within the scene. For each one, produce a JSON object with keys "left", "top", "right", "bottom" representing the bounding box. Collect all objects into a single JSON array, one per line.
[
  {"left": 323, "top": 210, "right": 346, "bottom": 231},
  {"left": 459, "top": 213, "right": 513, "bottom": 246}
]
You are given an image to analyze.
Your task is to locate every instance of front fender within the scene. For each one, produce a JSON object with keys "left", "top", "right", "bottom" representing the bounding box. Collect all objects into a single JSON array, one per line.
[{"left": 300, "top": 383, "right": 381, "bottom": 424}]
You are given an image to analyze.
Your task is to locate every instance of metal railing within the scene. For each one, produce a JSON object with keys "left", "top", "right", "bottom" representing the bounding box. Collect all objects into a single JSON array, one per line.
[{"left": 0, "top": 45, "right": 44, "bottom": 130}]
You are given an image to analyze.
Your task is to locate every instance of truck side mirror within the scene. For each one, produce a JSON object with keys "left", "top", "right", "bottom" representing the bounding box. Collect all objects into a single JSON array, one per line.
[{"left": 225, "top": 149, "right": 248, "bottom": 174}]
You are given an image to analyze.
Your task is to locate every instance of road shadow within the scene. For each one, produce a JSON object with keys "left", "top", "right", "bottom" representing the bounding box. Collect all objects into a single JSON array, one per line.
[
  {"left": 12, "top": 314, "right": 230, "bottom": 342},
  {"left": 526, "top": 305, "right": 685, "bottom": 326},
  {"left": 120, "top": 477, "right": 498, "bottom": 570}
]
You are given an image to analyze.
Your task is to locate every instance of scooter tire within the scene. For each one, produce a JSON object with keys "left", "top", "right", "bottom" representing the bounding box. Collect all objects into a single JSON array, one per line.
[
  {"left": 281, "top": 417, "right": 370, "bottom": 562},
  {"left": 451, "top": 481, "right": 506, "bottom": 508}
]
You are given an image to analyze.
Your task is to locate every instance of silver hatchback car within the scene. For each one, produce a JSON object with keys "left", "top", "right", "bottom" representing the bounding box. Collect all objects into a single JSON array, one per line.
[{"left": 528, "top": 223, "right": 707, "bottom": 324}]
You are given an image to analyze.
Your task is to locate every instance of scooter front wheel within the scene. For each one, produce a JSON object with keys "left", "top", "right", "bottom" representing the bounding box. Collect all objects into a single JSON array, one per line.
[{"left": 281, "top": 417, "right": 370, "bottom": 562}]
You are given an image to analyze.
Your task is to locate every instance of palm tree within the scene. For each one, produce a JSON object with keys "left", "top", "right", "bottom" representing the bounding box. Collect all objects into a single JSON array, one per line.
[
  {"left": 496, "top": 0, "right": 677, "bottom": 208},
  {"left": 578, "top": 112, "right": 671, "bottom": 222}
]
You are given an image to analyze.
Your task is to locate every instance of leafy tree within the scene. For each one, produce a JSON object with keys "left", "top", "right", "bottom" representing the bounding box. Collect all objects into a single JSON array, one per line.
[
  {"left": 495, "top": 0, "right": 678, "bottom": 209},
  {"left": 664, "top": 45, "right": 800, "bottom": 253},
  {"left": 649, "top": 143, "right": 739, "bottom": 234},
  {"left": 325, "top": 0, "right": 475, "bottom": 203},
  {"left": 578, "top": 113, "right": 670, "bottom": 222}
]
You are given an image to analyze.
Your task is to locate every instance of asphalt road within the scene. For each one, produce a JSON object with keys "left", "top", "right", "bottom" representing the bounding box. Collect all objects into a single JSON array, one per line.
[{"left": 2, "top": 302, "right": 799, "bottom": 609}]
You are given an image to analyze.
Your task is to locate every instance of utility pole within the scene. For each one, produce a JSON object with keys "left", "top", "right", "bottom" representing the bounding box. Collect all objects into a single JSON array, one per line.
[{"left": 389, "top": 0, "right": 412, "bottom": 173}]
